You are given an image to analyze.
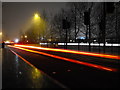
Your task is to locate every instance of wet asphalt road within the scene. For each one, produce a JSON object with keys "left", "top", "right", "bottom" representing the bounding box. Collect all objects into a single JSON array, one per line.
[
  {"left": 2, "top": 46, "right": 120, "bottom": 88},
  {"left": 2, "top": 47, "right": 66, "bottom": 89}
]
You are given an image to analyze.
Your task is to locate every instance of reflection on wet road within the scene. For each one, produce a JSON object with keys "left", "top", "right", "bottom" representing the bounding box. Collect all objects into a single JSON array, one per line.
[
  {"left": 2, "top": 45, "right": 120, "bottom": 88},
  {"left": 2, "top": 47, "right": 66, "bottom": 88},
  {"left": 0, "top": 48, "right": 2, "bottom": 89}
]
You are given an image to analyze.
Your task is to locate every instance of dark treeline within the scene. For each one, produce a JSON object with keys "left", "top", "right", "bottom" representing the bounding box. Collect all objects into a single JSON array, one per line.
[{"left": 19, "top": 2, "right": 120, "bottom": 44}]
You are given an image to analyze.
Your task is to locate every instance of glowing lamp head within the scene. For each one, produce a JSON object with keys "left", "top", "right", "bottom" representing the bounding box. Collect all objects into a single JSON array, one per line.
[
  {"left": 35, "top": 14, "right": 39, "bottom": 18},
  {"left": 34, "top": 13, "right": 40, "bottom": 20}
]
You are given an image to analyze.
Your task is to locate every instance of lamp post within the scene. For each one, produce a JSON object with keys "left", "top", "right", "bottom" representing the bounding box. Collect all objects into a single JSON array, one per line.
[
  {"left": 33, "top": 12, "right": 47, "bottom": 44},
  {"left": 34, "top": 13, "right": 41, "bottom": 43}
]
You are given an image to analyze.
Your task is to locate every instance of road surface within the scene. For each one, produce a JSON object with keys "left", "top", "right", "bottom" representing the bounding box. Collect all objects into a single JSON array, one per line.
[{"left": 2, "top": 45, "right": 120, "bottom": 88}]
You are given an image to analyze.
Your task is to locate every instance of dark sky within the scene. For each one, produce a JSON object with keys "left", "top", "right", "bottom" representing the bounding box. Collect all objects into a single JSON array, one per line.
[{"left": 2, "top": 2, "right": 67, "bottom": 40}]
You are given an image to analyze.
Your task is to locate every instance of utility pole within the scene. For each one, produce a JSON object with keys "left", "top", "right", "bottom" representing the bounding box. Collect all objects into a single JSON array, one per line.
[
  {"left": 115, "top": 3, "right": 118, "bottom": 44},
  {"left": 115, "top": 3, "right": 118, "bottom": 55},
  {"left": 103, "top": 2, "right": 106, "bottom": 53},
  {"left": 62, "top": 17, "right": 70, "bottom": 49},
  {"left": 74, "top": 5, "right": 77, "bottom": 42},
  {"left": 84, "top": 9, "right": 91, "bottom": 51},
  {"left": 66, "top": 17, "right": 68, "bottom": 49},
  {"left": 88, "top": 8, "right": 91, "bottom": 51}
]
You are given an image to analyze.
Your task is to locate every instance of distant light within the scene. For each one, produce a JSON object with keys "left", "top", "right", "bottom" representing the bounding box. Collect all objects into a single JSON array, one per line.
[
  {"left": 80, "top": 37, "right": 85, "bottom": 39},
  {"left": 15, "top": 39, "right": 19, "bottom": 43},
  {"left": 41, "top": 37, "right": 44, "bottom": 40},
  {"left": 10, "top": 41, "right": 14, "bottom": 43},
  {"left": 5, "top": 41, "right": 10, "bottom": 43},
  {"left": 52, "top": 72, "right": 56, "bottom": 74},
  {"left": 25, "top": 35, "right": 27, "bottom": 38},
  {"left": 39, "top": 43, "right": 47, "bottom": 45},
  {"left": 48, "top": 39, "right": 51, "bottom": 42},
  {"left": 21, "top": 36, "right": 23, "bottom": 38},
  {"left": 57, "top": 43, "right": 120, "bottom": 46},
  {"left": 4, "top": 40, "right": 14, "bottom": 44},
  {"left": 70, "top": 40, "right": 72, "bottom": 42},
  {"left": 67, "top": 69, "right": 71, "bottom": 72}
]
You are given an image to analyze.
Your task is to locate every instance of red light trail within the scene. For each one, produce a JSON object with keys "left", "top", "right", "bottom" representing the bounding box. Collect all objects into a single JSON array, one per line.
[
  {"left": 14, "top": 44, "right": 120, "bottom": 60},
  {"left": 9, "top": 45, "right": 118, "bottom": 72}
]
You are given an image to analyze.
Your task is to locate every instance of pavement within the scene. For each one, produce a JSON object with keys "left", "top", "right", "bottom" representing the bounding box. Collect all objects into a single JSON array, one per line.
[{"left": 2, "top": 47, "right": 66, "bottom": 89}]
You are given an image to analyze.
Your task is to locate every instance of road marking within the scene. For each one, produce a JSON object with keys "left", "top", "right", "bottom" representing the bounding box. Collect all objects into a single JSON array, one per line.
[
  {"left": 9, "top": 45, "right": 118, "bottom": 72},
  {"left": 14, "top": 44, "right": 120, "bottom": 60}
]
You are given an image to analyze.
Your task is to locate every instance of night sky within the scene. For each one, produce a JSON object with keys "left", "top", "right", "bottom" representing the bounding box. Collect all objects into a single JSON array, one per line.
[{"left": 2, "top": 2, "right": 67, "bottom": 40}]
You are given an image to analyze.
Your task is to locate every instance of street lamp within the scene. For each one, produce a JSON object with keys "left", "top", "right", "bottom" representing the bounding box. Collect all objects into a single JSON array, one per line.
[
  {"left": 33, "top": 12, "right": 47, "bottom": 43},
  {"left": 35, "top": 13, "right": 39, "bottom": 18},
  {"left": 33, "top": 13, "right": 41, "bottom": 43},
  {"left": 34, "top": 13, "right": 40, "bottom": 20}
]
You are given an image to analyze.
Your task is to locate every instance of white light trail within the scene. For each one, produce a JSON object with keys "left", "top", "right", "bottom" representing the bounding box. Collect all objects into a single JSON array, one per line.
[{"left": 58, "top": 43, "right": 120, "bottom": 47}]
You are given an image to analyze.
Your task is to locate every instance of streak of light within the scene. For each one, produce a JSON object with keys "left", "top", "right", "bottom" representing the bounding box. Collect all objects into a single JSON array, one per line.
[
  {"left": 58, "top": 43, "right": 120, "bottom": 46},
  {"left": 9, "top": 45, "right": 118, "bottom": 72},
  {"left": 14, "top": 44, "right": 120, "bottom": 60}
]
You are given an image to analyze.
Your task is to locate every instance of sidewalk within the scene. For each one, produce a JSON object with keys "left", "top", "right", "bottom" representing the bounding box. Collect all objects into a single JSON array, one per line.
[{"left": 2, "top": 47, "right": 65, "bottom": 88}]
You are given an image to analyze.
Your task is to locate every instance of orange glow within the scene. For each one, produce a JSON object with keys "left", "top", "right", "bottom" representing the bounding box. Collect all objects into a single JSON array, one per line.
[
  {"left": 14, "top": 44, "right": 120, "bottom": 60},
  {"left": 10, "top": 41, "right": 14, "bottom": 43},
  {"left": 9, "top": 45, "right": 118, "bottom": 72}
]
